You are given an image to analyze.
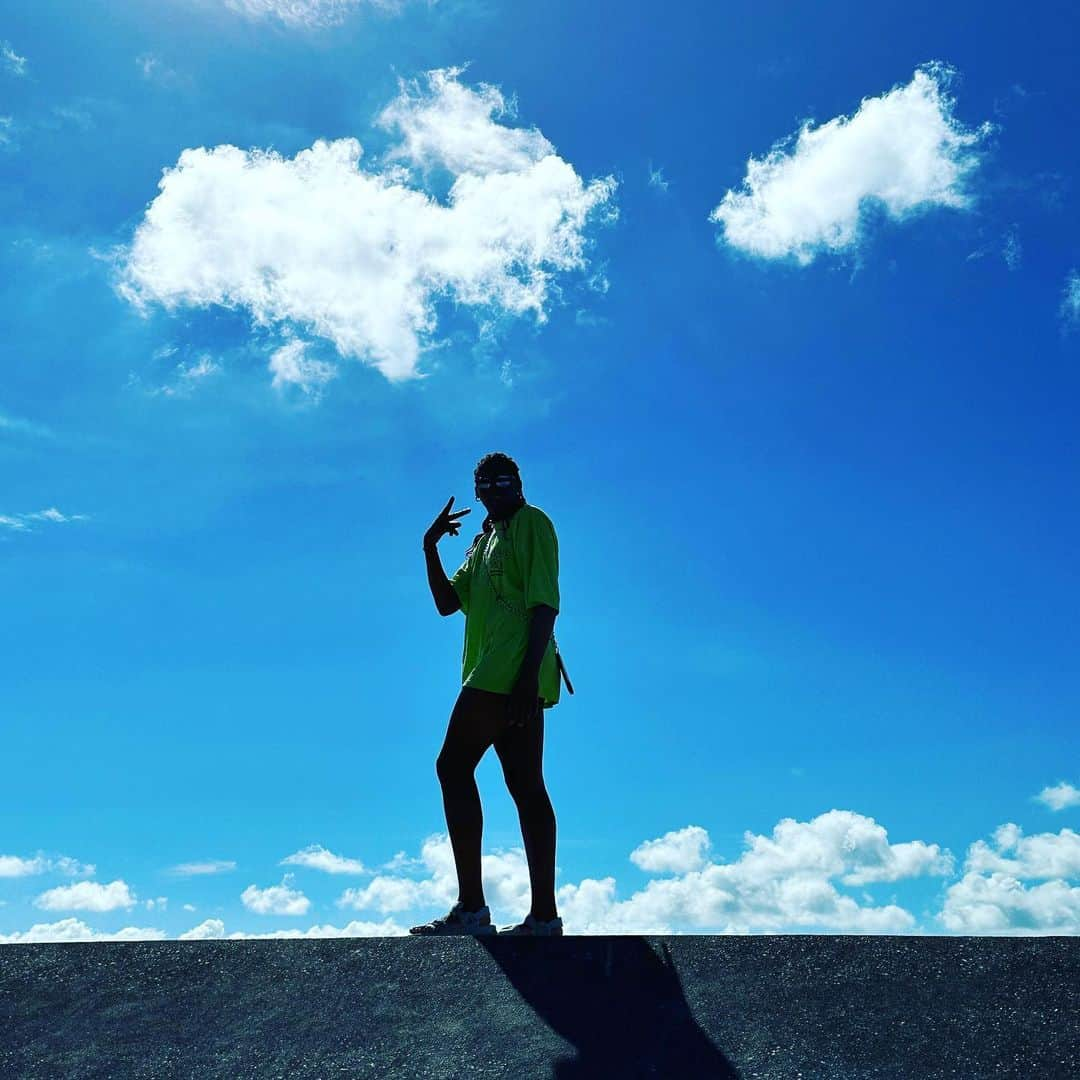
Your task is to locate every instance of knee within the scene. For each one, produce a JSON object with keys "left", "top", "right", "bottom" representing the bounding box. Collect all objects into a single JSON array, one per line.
[
  {"left": 505, "top": 773, "right": 548, "bottom": 810},
  {"left": 436, "top": 751, "right": 474, "bottom": 788}
]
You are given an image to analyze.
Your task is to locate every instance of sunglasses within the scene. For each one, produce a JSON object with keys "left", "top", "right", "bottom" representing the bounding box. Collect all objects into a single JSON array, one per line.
[{"left": 474, "top": 475, "right": 518, "bottom": 492}]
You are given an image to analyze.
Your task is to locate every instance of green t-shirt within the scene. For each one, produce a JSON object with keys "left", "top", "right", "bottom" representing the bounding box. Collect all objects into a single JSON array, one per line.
[{"left": 449, "top": 503, "right": 561, "bottom": 708}]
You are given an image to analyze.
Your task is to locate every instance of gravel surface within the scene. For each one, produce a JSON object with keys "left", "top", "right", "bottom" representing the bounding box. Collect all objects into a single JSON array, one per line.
[{"left": 1, "top": 935, "right": 1077, "bottom": 1078}]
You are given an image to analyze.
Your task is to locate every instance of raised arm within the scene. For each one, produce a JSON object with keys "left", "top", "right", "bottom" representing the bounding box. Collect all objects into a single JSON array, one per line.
[{"left": 422, "top": 496, "right": 469, "bottom": 616}]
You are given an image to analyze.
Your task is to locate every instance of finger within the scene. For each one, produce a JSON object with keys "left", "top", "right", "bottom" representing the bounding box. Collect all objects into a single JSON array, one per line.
[
  {"left": 449, "top": 508, "right": 471, "bottom": 518},
  {"left": 442, "top": 496, "right": 454, "bottom": 513}
]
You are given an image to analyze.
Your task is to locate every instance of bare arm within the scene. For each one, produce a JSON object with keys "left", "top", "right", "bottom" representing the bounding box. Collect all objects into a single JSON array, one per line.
[
  {"left": 422, "top": 496, "right": 470, "bottom": 617},
  {"left": 518, "top": 603, "right": 557, "bottom": 682},
  {"left": 423, "top": 541, "right": 462, "bottom": 616}
]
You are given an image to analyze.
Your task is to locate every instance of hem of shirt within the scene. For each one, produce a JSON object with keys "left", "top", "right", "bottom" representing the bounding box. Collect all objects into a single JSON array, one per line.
[{"left": 462, "top": 676, "right": 559, "bottom": 709}]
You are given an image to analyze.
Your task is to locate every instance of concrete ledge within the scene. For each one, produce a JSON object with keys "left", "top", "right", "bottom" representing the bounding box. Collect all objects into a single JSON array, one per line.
[{"left": 2, "top": 935, "right": 1077, "bottom": 1078}]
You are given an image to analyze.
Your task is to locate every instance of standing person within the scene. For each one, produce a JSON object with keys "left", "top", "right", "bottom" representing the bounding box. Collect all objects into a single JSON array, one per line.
[{"left": 410, "top": 452, "right": 565, "bottom": 937}]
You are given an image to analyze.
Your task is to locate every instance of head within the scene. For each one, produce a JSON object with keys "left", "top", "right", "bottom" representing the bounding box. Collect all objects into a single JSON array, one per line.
[{"left": 474, "top": 451, "right": 525, "bottom": 523}]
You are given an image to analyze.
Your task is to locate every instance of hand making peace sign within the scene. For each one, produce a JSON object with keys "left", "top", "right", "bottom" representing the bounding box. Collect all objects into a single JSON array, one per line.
[{"left": 423, "top": 496, "right": 472, "bottom": 549}]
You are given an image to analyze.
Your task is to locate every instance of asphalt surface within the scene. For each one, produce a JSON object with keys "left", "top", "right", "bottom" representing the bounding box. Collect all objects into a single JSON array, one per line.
[{"left": 1, "top": 935, "right": 1077, "bottom": 1078}]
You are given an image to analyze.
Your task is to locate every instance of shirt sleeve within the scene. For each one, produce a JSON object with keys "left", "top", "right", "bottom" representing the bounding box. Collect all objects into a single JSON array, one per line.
[{"left": 516, "top": 508, "right": 560, "bottom": 612}]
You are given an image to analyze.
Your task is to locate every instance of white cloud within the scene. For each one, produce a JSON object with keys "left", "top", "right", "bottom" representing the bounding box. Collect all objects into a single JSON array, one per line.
[
  {"left": 280, "top": 843, "right": 368, "bottom": 874},
  {"left": 168, "top": 859, "right": 236, "bottom": 876},
  {"left": 21, "top": 507, "right": 88, "bottom": 523},
  {"left": 940, "top": 874, "right": 1080, "bottom": 933},
  {"left": 0, "top": 854, "right": 95, "bottom": 878},
  {"left": 338, "top": 812, "right": 947, "bottom": 933},
  {"left": 1, "top": 41, "right": 27, "bottom": 77},
  {"left": 0, "top": 508, "right": 90, "bottom": 532},
  {"left": 338, "top": 832, "right": 532, "bottom": 915},
  {"left": 1037, "top": 782, "right": 1080, "bottom": 812},
  {"left": 135, "top": 53, "right": 188, "bottom": 89},
  {"left": 377, "top": 67, "right": 552, "bottom": 177},
  {"left": 207, "top": 917, "right": 406, "bottom": 939},
  {"left": 179, "top": 917, "right": 226, "bottom": 940},
  {"left": 1001, "top": 225, "right": 1022, "bottom": 270},
  {"left": 711, "top": 64, "right": 990, "bottom": 264},
  {"left": 938, "top": 824, "right": 1080, "bottom": 934},
  {"left": 268, "top": 340, "right": 337, "bottom": 396},
  {"left": 964, "top": 824, "right": 1080, "bottom": 879},
  {"left": 114, "top": 67, "right": 616, "bottom": 383},
  {"left": 145, "top": 896, "right": 168, "bottom": 910},
  {"left": 0, "top": 918, "right": 166, "bottom": 944},
  {"left": 0, "top": 411, "right": 56, "bottom": 439},
  {"left": 380, "top": 850, "right": 422, "bottom": 872},
  {"left": 34, "top": 879, "right": 138, "bottom": 913},
  {"left": 178, "top": 354, "right": 219, "bottom": 382},
  {"left": 552, "top": 810, "right": 951, "bottom": 934},
  {"left": 224, "top": 0, "right": 402, "bottom": 28},
  {"left": 630, "top": 826, "right": 710, "bottom": 874},
  {"left": 183, "top": 903, "right": 197, "bottom": 912},
  {"left": 647, "top": 162, "right": 669, "bottom": 192},
  {"left": 338, "top": 876, "right": 429, "bottom": 912},
  {"left": 241, "top": 873, "right": 311, "bottom": 915},
  {"left": 1062, "top": 271, "right": 1080, "bottom": 327}
]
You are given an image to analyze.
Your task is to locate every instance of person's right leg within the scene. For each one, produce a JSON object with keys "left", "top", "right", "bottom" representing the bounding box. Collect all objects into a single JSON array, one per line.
[
  {"left": 435, "top": 687, "right": 506, "bottom": 912},
  {"left": 493, "top": 699, "right": 558, "bottom": 923}
]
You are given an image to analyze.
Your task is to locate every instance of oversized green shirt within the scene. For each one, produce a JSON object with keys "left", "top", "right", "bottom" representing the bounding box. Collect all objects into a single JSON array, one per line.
[{"left": 449, "top": 503, "right": 561, "bottom": 708}]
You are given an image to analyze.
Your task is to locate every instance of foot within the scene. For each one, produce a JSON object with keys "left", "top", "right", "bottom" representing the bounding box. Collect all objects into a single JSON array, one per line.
[
  {"left": 498, "top": 913, "right": 564, "bottom": 936},
  {"left": 409, "top": 901, "right": 496, "bottom": 936}
]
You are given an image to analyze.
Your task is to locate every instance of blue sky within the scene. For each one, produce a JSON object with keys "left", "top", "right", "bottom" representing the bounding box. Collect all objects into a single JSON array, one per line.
[{"left": 2, "top": 0, "right": 1079, "bottom": 940}]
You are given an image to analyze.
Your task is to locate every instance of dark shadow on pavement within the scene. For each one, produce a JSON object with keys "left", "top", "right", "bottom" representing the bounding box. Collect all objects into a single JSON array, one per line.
[{"left": 478, "top": 935, "right": 740, "bottom": 1078}]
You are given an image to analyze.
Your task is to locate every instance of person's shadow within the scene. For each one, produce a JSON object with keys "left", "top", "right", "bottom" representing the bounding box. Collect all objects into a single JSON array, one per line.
[{"left": 478, "top": 936, "right": 739, "bottom": 1078}]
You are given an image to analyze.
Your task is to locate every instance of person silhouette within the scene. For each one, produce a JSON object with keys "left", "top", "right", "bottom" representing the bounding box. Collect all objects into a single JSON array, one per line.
[{"left": 411, "top": 451, "right": 566, "bottom": 936}]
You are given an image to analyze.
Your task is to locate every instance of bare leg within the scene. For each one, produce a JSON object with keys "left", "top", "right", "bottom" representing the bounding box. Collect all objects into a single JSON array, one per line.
[
  {"left": 435, "top": 688, "right": 505, "bottom": 911},
  {"left": 494, "top": 699, "right": 558, "bottom": 922}
]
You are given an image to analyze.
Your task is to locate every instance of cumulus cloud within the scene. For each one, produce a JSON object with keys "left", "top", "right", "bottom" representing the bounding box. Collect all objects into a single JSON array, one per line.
[
  {"left": 711, "top": 64, "right": 990, "bottom": 264},
  {"left": 34, "top": 879, "right": 137, "bottom": 913},
  {"left": 630, "top": 826, "right": 710, "bottom": 874},
  {"left": 940, "top": 873, "right": 1080, "bottom": 934},
  {"left": 339, "top": 812, "right": 947, "bottom": 933},
  {"left": 0, "top": 918, "right": 166, "bottom": 944},
  {"left": 964, "top": 824, "right": 1080, "bottom": 879},
  {"left": 338, "top": 833, "right": 532, "bottom": 915},
  {"left": 1062, "top": 271, "right": 1080, "bottom": 327},
  {"left": 114, "top": 67, "right": 616, "bottom": 383},
  {"left": 224, "top": 0, "right": 402, "bottom": 28},
  {"left": 938, "top": 824, "right": 1080, "bottom": 934},
  {"left": 240, "top": 918, "right": 407, "bottom": 938},
  {"left": 554, "top": 810, "right": 951, "bottom": 934},
  {"left": 0, "top": 853, "right": 95, "bottom": 878},
  {"left": 1, "top": 41, "right": 27, "bottom": 77},
  {"left": 179, "top": 917, "right": 226, "bottom": 940},
  {"left": 1037, "top": 782, "right": 1080, "bottom": 812},
  {"left": 241, "top": 874, "right": 311, "bottom": 915},
  {"left": 280, "top": 843, "right": 368, "bottom": 874},
  {"left": 168, "top": 859, "right": 236, "bottom": 876}
]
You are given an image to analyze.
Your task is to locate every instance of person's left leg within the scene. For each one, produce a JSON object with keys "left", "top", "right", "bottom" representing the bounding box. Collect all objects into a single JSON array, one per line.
[
  {"left": 436, "top": 687, "right": 506, "bottom": 913},
  {"left": 494, "top": 698, "right": 558, "bottom": 922}
]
